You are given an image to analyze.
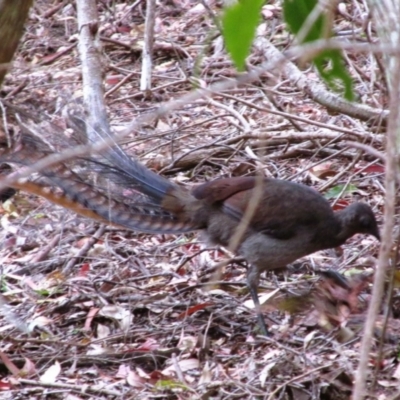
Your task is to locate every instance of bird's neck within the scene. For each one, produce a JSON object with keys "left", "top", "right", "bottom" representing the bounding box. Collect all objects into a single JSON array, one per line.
[{"left": 332, "top": 208, "right": 357, "bottom": 244}]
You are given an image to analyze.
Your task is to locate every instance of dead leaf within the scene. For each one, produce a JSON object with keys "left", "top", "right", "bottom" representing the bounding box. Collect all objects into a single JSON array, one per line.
[
  {"left": 162, "top": 358, "right": 200, "bottom": 376},
  {"left": 39, "top": 361, "right": 61, "bottom": 383}
]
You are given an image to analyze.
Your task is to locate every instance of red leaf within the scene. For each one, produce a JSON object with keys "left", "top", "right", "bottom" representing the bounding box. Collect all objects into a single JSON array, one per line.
[
  {"left": 177, "top": 302, "right": 214, "bottom": 319},
  {"left": 106, "top": 75, "right": 123, "bottom": 85},
  {"left": 149, "top": 370, "right": 164, "bottom": 380},
  {"left": 0, "top": 380, "right": 12, "bottom": 390},
  {"left": 78, "top": 263, "right": 91, "bottom": 277},
  {"left": 355, "top": 164, "right": 384, "bottom": 174},
  {"left": 332, "top": 200, "right": 349, "bottom": 210}
]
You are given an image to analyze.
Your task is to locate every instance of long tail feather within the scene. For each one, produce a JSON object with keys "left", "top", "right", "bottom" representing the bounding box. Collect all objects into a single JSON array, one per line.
[{"left": 0, "top": 134, "right": 199, "bottom": 234}]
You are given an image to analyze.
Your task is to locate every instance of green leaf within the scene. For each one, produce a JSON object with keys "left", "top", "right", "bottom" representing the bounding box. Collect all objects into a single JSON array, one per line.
[
  {"left": 283, "top": 0, "right": 322, "bottom": 42},
  {"left": 314, "top": 50, "right": 353, "bottom": 100},
  {"left": 33, "top": 213, "right": 46, "bottom": 219},
  {"left": 155, "top": 380, "right": 189, "bottom": 390},
  {"left": 35, "top": 289, "right": 51, "bottom": 296},
  {"left": 324, "top": 184, "right": 358, "bottom": 200},
  {"left": 283, "top": 0, "right": 354, "bottom": 100},
  {"left": 222, "top": 0, "right": 265, "bottom": 71}
]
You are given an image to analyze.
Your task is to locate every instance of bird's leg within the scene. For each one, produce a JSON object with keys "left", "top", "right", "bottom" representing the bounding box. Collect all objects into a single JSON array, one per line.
[{"left": 247, "top": 266, "right": 269, "bottom": 336}]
